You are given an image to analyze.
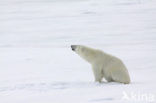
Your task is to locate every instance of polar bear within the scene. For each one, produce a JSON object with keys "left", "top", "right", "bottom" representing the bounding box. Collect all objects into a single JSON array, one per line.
[{"left": 71, "top": 45, "right": 130, "bottom": 84}]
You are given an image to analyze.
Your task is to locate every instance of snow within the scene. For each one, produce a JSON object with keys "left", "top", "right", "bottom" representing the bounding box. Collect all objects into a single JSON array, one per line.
[{"left": 0, "top": 0, "right": 156, "bottom": 103}]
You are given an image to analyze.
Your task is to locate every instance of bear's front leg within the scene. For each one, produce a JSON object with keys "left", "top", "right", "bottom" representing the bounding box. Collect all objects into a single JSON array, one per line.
[{"left": 92, "top": 66, "right": 102, "bottom": 83}]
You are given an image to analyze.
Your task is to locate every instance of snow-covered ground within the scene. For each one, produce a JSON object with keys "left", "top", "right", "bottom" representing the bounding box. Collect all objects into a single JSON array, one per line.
[{"left": 0, "top": 0, "right": 156, "bottom": 103}]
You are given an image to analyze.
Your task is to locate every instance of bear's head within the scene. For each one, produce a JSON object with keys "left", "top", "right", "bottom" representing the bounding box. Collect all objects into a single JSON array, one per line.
[
  {"left": 71, "top": 45, "right": 80, "bottom": 52},
  {"left": 71, "top": 45, "right": 84, "bottom": 53},
  {"left": 71, "top": 45, "right": 97, "bottom": 63}
]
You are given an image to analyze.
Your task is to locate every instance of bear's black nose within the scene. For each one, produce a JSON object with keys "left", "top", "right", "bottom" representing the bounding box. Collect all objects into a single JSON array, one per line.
[{"left": 71, "top": 45, "right": 77, "bottom": 51}]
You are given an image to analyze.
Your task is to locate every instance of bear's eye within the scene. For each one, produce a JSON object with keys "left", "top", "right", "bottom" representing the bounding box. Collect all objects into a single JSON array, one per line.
[{"left": 81, "top": 47, "right": 85, "bottom": 52}]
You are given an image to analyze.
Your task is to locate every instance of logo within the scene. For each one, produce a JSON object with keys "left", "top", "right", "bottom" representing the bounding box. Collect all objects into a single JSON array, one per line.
[{"left": 122, "top": 91, "right": 155, "bottom": 102}]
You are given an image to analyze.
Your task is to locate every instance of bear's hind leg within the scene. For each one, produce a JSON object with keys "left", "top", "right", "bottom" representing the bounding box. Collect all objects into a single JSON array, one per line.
[
  {"left": 111, "top": 69, "right": 130, "bottom": 84},
  {"left": 105, "top": 77, "right": 113, "bottom": 82}
]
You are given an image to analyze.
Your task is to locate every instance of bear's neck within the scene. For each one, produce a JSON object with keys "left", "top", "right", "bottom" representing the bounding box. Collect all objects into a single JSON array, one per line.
[{"left": 78, "top": 47, "right": 100, "bottom": 64}]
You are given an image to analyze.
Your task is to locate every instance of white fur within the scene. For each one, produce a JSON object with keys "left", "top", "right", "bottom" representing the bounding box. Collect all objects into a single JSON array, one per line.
[{"left": 73, "top": 45, "right": 130, "bottom": 84}]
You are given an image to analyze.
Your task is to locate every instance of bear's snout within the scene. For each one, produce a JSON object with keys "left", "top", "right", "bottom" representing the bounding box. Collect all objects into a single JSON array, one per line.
[{"left": 71, "top": 45, "right": 77, "bottom": 51}]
